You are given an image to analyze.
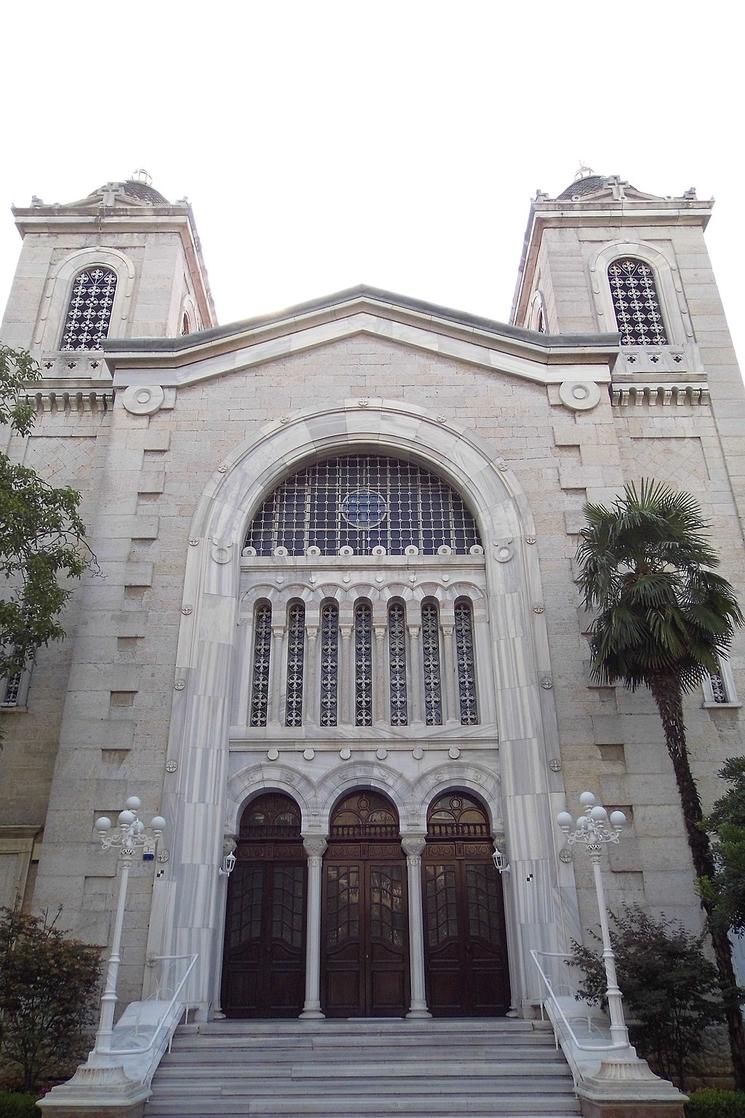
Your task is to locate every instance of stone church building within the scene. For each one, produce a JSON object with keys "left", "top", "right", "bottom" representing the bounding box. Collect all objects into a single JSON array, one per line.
[{"left": 0, "top": 170, "right": 743, "bottom": 1116}]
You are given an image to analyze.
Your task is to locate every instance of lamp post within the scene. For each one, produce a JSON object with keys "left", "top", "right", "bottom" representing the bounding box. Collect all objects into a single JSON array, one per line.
[
  {"left": 93, "top": 797, "right": 165, "bottom": 1054},
  {"left": 557, "top": 792, "right": 630, "bottom": 1049}
]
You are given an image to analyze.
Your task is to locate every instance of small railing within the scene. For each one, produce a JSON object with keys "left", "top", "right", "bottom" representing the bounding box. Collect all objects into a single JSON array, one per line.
[
  {"left": 530, "top": 949, "right": 620, "bottom": 1054},
  {"left": 108, "top": 953, "right": 198, "bottom": 1057}
]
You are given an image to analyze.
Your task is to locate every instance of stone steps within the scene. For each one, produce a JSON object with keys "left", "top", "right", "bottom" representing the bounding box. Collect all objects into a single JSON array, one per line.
[{"left": 145, "top": 1018, "right": 580, "bottom": 1118}]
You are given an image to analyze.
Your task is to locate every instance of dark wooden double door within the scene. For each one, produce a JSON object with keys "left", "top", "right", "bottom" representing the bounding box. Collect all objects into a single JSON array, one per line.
[
  {"left": 423, "top": 839, "right": 510, "bottom": 1016},
  {"left": 322, "top": 844, "right": 409, "bottom": 1017}
]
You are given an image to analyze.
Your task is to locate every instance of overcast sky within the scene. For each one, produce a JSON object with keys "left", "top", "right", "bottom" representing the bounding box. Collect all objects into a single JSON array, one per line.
[{"left": 1, "top": 1, "right": 743, "bottom": 368}]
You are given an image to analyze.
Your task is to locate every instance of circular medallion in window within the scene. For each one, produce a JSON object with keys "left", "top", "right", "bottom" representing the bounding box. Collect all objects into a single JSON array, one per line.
[{"left": 341, "top": 489, "right": 387, "bottom": 528}]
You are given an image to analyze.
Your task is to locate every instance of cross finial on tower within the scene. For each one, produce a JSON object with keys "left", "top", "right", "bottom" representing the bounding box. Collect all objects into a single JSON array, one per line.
[
  {"left": 130, "top": 168, "right": 153, "bottom": 186},
  {"left": 574, "top": 163, "right": 595, "bottom": 181}
]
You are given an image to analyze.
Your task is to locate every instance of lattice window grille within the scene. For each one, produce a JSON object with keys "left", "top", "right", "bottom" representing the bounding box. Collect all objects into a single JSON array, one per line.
[
  {"left": 0, "top": 673, "right": 22, "bottom": 708},
  {"left": 244, "top": 454, "right": 482, "bottom": 556},
  {"left": 355, "top": 602, "right": 373, "bottom": 727},
  {"left": 607, "top": 258, "right": 668, "bottom": 347},
  {"left": 388, "top": 604, "right": 408, "bottom": 726},
  {"left": 61, "top": 267, "right": 118, "bottom": 350},
  {"left": 250, "top": 604, "right": 272, "bottom": 727},
  {"left": 320, "top": 602, "right": 339, "bottom": 727},
  {"left": 421, "top": 602, "right": 443, "bottom": 725},
  {"left": 285, "top": 602, "right": 305, "bottom": 727},
  {"left": 454, "top": 600, "right": 479, "bottom": 725},
  {"left": 708, "top": 670, "right": 729, "bottom": 704}
]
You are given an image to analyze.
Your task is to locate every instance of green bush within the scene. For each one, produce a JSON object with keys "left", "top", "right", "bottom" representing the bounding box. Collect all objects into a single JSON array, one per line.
[
  {"left": 0, "top": 1093, "right": 41, "bottom": 1118},
  {"left": 685, "top": 1089, "right": 745, "bottom": 1117}
]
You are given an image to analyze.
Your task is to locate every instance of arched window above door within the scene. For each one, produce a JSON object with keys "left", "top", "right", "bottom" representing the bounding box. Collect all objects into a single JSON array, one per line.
[
  {"left": 244, "top": 454, "right": 482, "bottom": 556},
  {"left": 427, "top": 791, "right": 491, "bottom": 838},
  {"left": 239, "top": 792, "right": 302, "bottom": 839},
  {"left": 329, "top": 791, "right": 399, "bottom": 839}
]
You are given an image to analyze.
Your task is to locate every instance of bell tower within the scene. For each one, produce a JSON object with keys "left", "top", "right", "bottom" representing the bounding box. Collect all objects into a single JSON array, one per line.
[{"left": 0, "top": 170, "right": 216, "bottom": 388}]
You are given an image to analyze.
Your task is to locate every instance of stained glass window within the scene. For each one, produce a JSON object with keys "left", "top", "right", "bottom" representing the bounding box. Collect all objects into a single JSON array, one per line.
[
  {"left": 421, "top": 602, "right": 443, "bottom": 725},
  {"left": 244, "top": 454, "right": 481, "bottom": 556},
  {"left": 355, "top": 602, "right": 373, "bottom": 727},
  {"left": 250, "top": 603, "right": 272, "bottom": 727},
  {"left": 455, "top": 599, "right": 479, "bottom": 725},
  {"left": 285, "top": 602, "right": 305, "bottom": 727},
  {"left": 388, "top": 603, "right": 408, "bottom": 726},
  {"left": 607, "top": 258, "right": 668, "bottom": 346},
  {"left": 60, "top": 266, "right": 118, "bottom": 350},
  {"left": 320, "top": 602, "right": 339, "bottom": 727}
]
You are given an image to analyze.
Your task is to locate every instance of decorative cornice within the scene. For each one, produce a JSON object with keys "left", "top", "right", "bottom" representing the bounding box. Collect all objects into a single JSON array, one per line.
[
  {"left": 23, "top": 387, "right": 113, "bottom": 413},
  {"left": 610, "top": 381, "right": 710, "bottom": 406}
]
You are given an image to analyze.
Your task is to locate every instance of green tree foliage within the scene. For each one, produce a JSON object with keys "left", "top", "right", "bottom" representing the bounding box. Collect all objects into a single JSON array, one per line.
[
  {"left": 702, "top": 757, "right": 745, "bottom": 934},
  {"left": 685, "top": 1089, "right": 745, "bottom": 1118},
  {"left": 0, "top": 908, "right": 100, "bottom": 1093},
  {"left": 575, "top": 480, "right": 745, "bottom": 1089},
  {"left": 569, "top": 906, "right": 725, "bottom": 1091},
  {"left": 0, "top": 344, "right": 91, "bottom": 682}
]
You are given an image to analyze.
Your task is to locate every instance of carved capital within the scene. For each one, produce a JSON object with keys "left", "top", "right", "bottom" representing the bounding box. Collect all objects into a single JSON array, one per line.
[
  {"left": 401, "top": 834, "right": 426, "bottom": 859},
  {"left": 303, "top": 835, "right": 328, "bottom": 859}
]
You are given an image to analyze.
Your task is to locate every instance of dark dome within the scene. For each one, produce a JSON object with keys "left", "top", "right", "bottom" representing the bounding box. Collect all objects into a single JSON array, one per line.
[
  {"left": 556, "top": 174, "right": 608, "bottom": 200},
  {"left": 87, "top": 179, "right": 170, "bottom": 205}
]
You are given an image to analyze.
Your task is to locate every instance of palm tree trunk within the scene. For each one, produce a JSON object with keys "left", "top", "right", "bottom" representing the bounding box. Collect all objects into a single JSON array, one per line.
[{"left": 649, "top": 672, "right": 745, "bottom": 1092}]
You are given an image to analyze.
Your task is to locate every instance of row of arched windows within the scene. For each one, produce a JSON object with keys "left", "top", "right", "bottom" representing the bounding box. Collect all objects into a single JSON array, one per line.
[{"left": 249, "top": 599, "right": 479, "bottom": 729}]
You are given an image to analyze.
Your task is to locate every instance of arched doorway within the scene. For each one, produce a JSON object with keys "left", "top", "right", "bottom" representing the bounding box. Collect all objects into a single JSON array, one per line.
[
  {"left": 322, "top": 790, "right": 409, "bottom": 1017},
  {"left": 423, "top": 791, "right": 510, "bottom": 1015},
  {"left": 221, "top": 793, "right": 306, "bottom": 1018}
]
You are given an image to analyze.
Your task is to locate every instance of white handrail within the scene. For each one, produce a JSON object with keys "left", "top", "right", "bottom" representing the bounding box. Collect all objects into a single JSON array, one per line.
[
  {"left": 108, "top": 952, "right": 198, "bottom": 1056},
  {"left": 530, "top": 949, "right": 621, "bottom": 1053}
]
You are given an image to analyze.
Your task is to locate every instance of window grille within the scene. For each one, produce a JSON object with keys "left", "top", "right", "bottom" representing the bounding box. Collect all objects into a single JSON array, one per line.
[
  {"left": 60, "top": 266, "right": 118, "bottom": 350},
  {"left": 285, "top": 603, "right": 305, "bottom": 727},
  {"left": 244, "top": 454, "right": 481, "bottom": 556},
  {"left": 388, "top": 604, "right": 408, "bottom": 726},
  {"left": 704, "top": 658, "right": 738, "bottom": 706},
  {"left": 607, "top": 258, "right": 668, "bottom": 346},
  {"left": 421, "top": 602, "right": 443, "bottom": 725},
  {"left": 320, "top": 602, "right": 339, "bottom": 727},
  {"left": 1, "top": 673, "right": 22, "bottom": 708},
  {"left": 355, "top": 602, "right": 373, "bottom": 727},
  {"left": 708, "top": 670, "right": 728, "bottom": 704},
  {"left": 250, "top": 604, "right": 272, "bottom": 727},
  {"left": 454, "top": 600, "right": 478, "bottom": 725}
]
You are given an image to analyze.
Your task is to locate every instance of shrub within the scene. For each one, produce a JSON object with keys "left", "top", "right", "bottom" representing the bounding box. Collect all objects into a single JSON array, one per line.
[
  {"left": 569, "top": 905, "right": 726, "bottom": 1090},
  {"left": 685, "top": 1088, "right": 745, "bottom": 1117},
  {"left": 0, "top": 908, "right": 101, "bottom": 1093},
  {"left": 0, "top": 1094, "right": 41, "bottom": 1118}
]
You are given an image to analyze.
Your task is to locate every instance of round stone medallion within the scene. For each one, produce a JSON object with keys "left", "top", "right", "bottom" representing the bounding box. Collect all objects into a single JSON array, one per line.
[
  {"left": 121, "top": 384, "right": 165, "bottom": 415},
  {"left": 558, "top": 380, "right": 602, "bottom": 412}
]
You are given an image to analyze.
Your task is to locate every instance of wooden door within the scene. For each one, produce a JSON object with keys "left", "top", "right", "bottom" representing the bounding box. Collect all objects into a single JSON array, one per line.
[
  {"left": 322, "top": 791, "right": 409, "bottom": 1017},
  {"left": 221, "top": 794, "right": 306, "bottom": 1018},
  {"left": 422, "top": 793, "right": 510, "bottom": 1016}
]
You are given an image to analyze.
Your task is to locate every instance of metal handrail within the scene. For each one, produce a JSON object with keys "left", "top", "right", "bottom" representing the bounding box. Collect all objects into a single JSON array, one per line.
[
  {"left": 108, "top": 953, "right": 198, "bottom": 1056},
  {"left": 530, "top": 949, "right": 621, "bottom": 1053}
]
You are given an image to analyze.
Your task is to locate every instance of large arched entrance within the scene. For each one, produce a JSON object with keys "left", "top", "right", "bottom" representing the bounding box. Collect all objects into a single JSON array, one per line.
[
  {"left": 221, "top": 793, "right": 306, "bottom": 1018},
  {"left": 322, "top": 790, "right": 409, "bottom": 1017},
  {"left": 423, "top": 790, "right": 510, "bottom": 1016}
]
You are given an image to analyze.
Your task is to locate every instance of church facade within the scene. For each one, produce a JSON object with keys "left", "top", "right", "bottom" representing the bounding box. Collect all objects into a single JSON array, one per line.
[{"left": 1, "top": 171, "right": 744, "bottom": 1034}]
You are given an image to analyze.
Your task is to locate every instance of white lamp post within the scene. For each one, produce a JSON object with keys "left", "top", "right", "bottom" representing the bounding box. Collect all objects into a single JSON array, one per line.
[
  {"left": 93, "top": 797, "right": 165, "bottom": 1054},
  {"left": 557, "top": 792, "right": 630, "bottom": 1049}
]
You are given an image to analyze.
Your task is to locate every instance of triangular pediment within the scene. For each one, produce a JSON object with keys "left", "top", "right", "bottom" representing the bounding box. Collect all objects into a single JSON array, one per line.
[{"left": 105, "top": 285, "right": 617, "bottom": 391}]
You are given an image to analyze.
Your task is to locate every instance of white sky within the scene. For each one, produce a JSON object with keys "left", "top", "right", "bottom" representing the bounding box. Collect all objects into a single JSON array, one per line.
[{"left": 1, "top": 1, "right": 743, "bottom": 368}]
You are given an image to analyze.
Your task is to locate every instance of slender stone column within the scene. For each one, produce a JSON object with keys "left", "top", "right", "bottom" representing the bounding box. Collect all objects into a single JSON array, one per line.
[
  {"left": 269, "top": 623, "right": 286, "bottom": 725},
  {"left": 407, "top": 625, "right": 423, "bottom": 724},
  {"left": 304, "top": 623, "right": 319, "bottom": 724},
  {"left": 401, "top": 834, "right": 431, "bottom": 1019},
  {"left": 373, "top": 624, "right": 387, "bottom": 724},
  {"left": 441, "top": 622, "right": 458, "bottom": 725},
  {"left": 300, "top": 835, "right": 328, "bottom": 1019},
  {"left": 339, "top": 626, "right": 353, "bottom": 724}
]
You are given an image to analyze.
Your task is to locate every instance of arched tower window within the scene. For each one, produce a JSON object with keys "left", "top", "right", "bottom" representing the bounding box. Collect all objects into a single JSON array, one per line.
[
  {"left": 355, "top": 602, "right": 373, "bottom": 727},
  {"left": 250, "top": 603, "right": 272, "bottom": 727},
  {"left": 285, "top": 602, "right": 305, "bottom": 727},
  {"left": 388, "top": 603, "right": 408, "bottom": 726},
  {"left": 244, "top": 454, "right": 481, "bottom": 556},
  {"left": 421, "top": 601, "right": 443, "bottom": 726},
  {"left": 181, "top": 312, "right": 191, "bottom": 335},
  {"left": 454, "top": 599, "right": 479, "bottom": 725},
  {"left": 60, "top": 265, "right": 118, "bottom": 350},
  {"left": 607, "top": 257, "right": 668, "bottom": 346},
  {"left": 320, "top": 602, "right": 339, "bottom": 727}
]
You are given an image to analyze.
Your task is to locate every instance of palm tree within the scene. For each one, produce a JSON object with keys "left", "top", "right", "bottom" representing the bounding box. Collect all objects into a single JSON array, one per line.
[{"left": 575, "top": 479, "right": 745, "bottom": 1090}]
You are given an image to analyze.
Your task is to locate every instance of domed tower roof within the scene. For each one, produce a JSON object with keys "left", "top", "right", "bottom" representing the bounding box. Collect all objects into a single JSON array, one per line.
[
  {"left": 556, "top": 172, "right": 609, "bottom": 199},
  {"left": 85, "top": 172, "right": 170, "bottom": 206}
]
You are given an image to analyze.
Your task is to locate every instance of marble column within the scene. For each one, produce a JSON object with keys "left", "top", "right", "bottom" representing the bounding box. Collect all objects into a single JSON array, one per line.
[
  {"left": 339, "top": 626, "right": 353, "bottom": 725},
  {"left": 401, "top": 834, "right": 431, "bottom": 1019},
  {"left": 304, "top": 623, "right": 319, "bottom": 724},
  {"left": 407, "top": 625, "right": 423, "bottom": 724},
  {"left": 441, "top": 622, "right": 459, "bottom": 725},
  {"left": 269, "top": 624, "right": 286, "bottom": 725},
  {"left": 300, "top": 835, "right": 328, "bottom": 1019},
  {"left": 373, "top": 624, "right": 387, "bottom": 724}
]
